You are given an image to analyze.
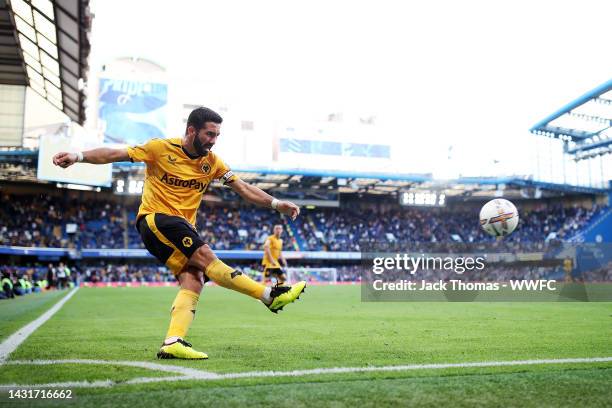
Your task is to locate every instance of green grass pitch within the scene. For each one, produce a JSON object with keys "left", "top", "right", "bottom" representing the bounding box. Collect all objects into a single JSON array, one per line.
[{"left": 1, "top": 285, "right": 611, "bottom": 407}]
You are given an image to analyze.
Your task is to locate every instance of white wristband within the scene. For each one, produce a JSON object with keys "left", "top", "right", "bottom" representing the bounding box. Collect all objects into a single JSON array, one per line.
[
  {"left": 76, "top": 152, "right": 84, "bottom": 162},
  {"left": 271, "top": 198, "right": 279, "bottom": 210}
]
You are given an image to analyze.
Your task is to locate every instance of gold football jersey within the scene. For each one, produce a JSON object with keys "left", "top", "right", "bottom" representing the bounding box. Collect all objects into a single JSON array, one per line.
[
  {"left": 127, "top": 137, "right": 237, "bottom": 226},
  {"left": 262, "top": 234, "right": 283, "bottom": 267}
]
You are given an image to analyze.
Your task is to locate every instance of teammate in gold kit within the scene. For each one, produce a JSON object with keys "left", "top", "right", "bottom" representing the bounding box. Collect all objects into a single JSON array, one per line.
[
  {"left": 262, "top": 224, "right": 288, "bottom": 285},
  {"left": 52, "top": 107, "right": 306, "bottom": 360}
]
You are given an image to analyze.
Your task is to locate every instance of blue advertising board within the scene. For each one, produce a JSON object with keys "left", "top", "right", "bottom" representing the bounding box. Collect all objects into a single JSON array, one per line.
[{"left": 98, "top": 78, "right": 168, "bottom": 145}]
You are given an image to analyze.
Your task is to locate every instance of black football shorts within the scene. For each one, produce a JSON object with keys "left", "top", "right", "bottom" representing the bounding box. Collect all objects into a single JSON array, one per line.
[
  {"left": 136, "top": 213, "right": 205, "bottom": 276},
  {"left": 263, "top": 267, "right": 285, "bottom": 277}
]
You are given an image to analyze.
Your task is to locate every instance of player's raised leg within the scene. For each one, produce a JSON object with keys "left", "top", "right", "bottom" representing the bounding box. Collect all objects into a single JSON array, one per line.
[
  {"left": 158, "top": 267, "right": 208, "bottom": 359},
  {"left": 189, "top": 244, "right": 306, "bottom": 313}
]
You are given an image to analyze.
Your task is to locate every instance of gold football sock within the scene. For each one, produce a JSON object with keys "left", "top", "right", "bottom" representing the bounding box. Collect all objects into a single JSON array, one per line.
[
  {"left": 165, "top": 289, "right": 199, "bottom": 339},
  {"left": 205, "top": 258, "right": 266, "bottom": 300}
]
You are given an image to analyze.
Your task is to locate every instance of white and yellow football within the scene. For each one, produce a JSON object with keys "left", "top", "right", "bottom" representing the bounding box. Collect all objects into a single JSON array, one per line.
[{"left": 479, "top": 198, "right": 519, "bottom": 237}]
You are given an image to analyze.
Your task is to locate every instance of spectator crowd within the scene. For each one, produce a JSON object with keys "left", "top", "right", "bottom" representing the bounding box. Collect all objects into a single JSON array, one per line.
[
  {"left": 0, "top": 193, "right": 609, "bottom": 291},
  {"left": 1, "top": 193, "right": 607, "bottom": 251},
  {"left": 0, "top": 262, "right": 77, "bottom": 300}
]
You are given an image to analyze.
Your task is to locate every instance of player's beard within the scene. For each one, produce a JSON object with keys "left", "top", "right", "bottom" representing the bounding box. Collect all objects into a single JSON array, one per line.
[{"left": 192, "top": 136, "right": 213, "bottom": 157}]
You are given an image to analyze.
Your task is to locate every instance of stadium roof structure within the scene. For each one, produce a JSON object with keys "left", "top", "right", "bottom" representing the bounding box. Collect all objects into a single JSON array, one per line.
[
  {"left": 111, "top": 162, "right": 607, "bottom": 197},
  {"left": 2, "top": 148, "right": 608, "bottom": 198},
  {"left": 530, "top": 79, "right": 612, "bottom": 160},
  {"left": 0, "top": 0, "right": 91, "bottom": 123}
]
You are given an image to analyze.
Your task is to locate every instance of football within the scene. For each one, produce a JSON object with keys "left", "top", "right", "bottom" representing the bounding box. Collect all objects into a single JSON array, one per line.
[{"left": 479, "top": 198, "right": 519, "bottom": 237}]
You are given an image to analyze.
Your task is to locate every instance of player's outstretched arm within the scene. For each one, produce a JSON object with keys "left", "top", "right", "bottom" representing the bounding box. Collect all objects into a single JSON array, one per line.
[
  {"left": 52, "top": 148, "right": 130, "bottom": 168},
  {"left": 230, "top": 178, "right": 300, "bottom": 220}
]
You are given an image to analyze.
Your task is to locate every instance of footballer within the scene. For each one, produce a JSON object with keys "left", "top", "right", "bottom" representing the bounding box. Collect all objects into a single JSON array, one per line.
[
  {"left": 52, "top": 107, "right": 306, "bottom": 360},
  {"left": 262, "top": 224, "right": 288, "bottom": 285}
]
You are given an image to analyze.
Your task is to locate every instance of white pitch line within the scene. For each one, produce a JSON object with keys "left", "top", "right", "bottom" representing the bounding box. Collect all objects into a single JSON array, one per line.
[
  {"left": 0, "top": 377, "right": 192, "bottom": 390},
  {"left": 6, "top": 359, "right": 220, "bottom": 378},
  {"left": 217, "top": 356, "right": 612, "bottom": 380},
  {"left": 0, "top": 380, "right": 117, "bottom": 389},
  {"left": 1, "top": 356, "right": 611, "bottom": 389},
  {"left": 0, "top": 288, "right": 79, "bottom": 364}
]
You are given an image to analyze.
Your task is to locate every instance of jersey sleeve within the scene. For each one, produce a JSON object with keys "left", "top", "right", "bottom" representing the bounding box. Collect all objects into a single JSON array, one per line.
[
  {"left": 126, "top": 139, "right": 161, "bottom": 164},
  {"left": 213, "top": 154, "right": 239, "bottom": 185}
]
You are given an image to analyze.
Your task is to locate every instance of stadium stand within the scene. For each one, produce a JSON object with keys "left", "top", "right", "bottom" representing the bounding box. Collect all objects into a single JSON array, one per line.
[
  {"left": 0, "top": 193, "right": 607, "bottom": 251},
  {"left": 1, "top": 190, "right": 609, "bottom": 290},
  {"left": 0, "top": 194, "right": 124, "bottom": 249}
]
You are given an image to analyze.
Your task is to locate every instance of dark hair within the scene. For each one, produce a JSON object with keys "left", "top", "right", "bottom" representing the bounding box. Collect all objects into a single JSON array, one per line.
[{"left": 186, "top": 107, "right": 223, "bottom": 133}]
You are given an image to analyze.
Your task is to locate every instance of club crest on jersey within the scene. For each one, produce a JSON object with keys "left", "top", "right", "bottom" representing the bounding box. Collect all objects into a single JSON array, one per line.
[
  {"left": 201, "top": 163, "right": 211, "bottom": 174},
  {"left": 182, "top": 237, "right": 193, "bottom": 247}
]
